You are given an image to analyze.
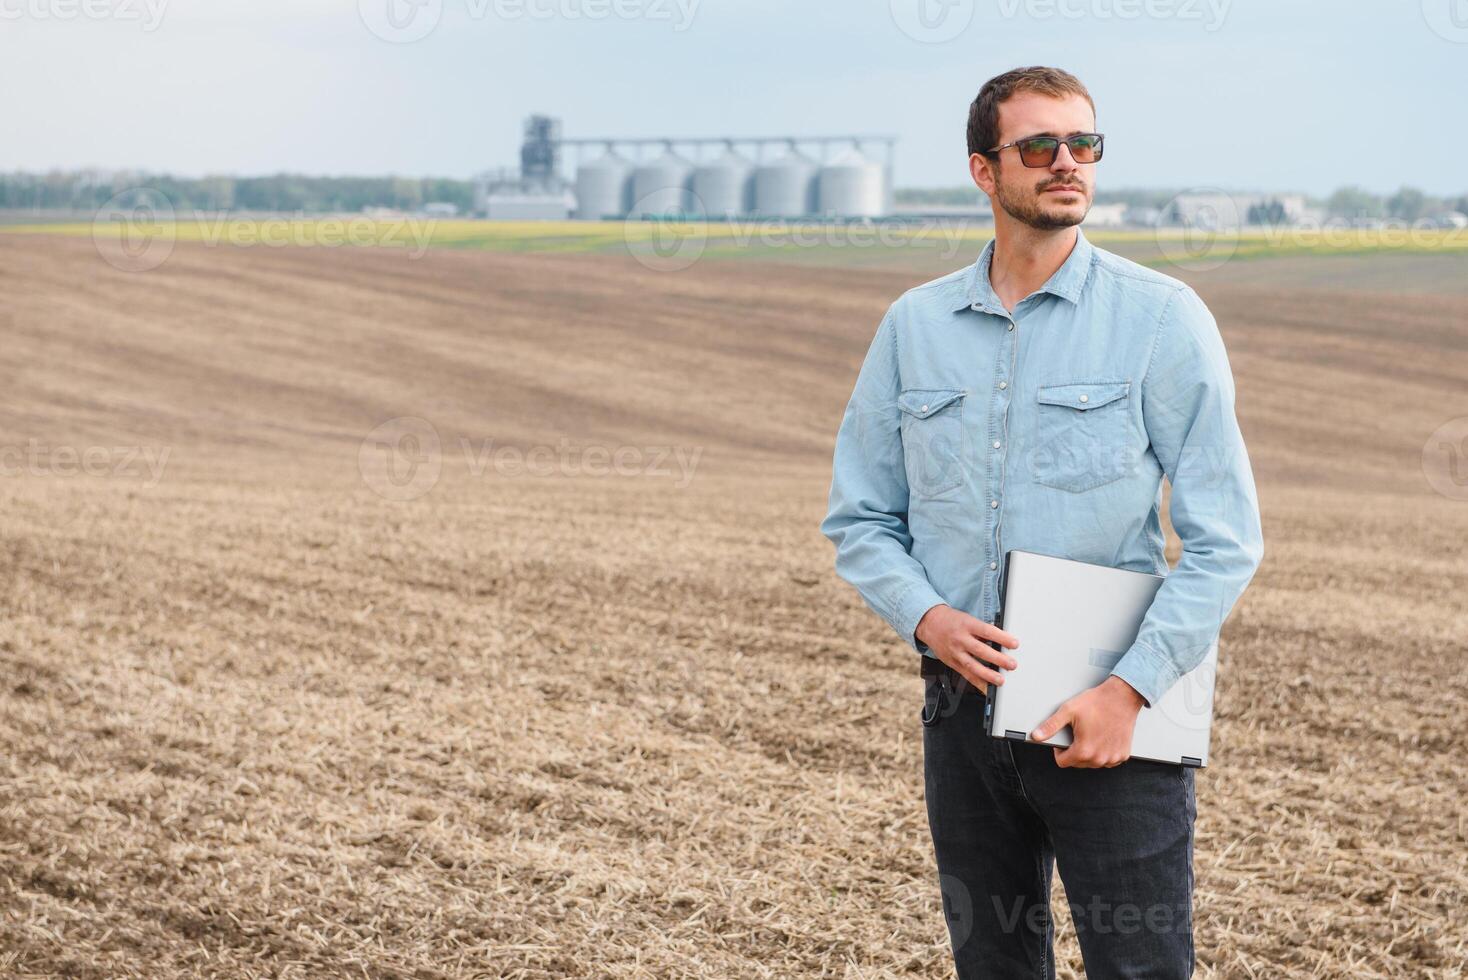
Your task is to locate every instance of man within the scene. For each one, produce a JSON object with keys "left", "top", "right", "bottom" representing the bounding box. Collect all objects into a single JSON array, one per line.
[{"left": 820, "top": 66, "right": 1264, "bottom": 978}]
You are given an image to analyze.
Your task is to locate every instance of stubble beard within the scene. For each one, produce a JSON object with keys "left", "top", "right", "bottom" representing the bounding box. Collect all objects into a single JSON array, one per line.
[{"left": 994, "top": 171, "right": 1090, "bottom": 231}]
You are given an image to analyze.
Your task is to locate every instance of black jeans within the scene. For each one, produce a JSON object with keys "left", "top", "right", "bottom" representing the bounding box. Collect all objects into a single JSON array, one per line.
[{"left": 921, "top": 657, "right": 1196, "bottom": 979}]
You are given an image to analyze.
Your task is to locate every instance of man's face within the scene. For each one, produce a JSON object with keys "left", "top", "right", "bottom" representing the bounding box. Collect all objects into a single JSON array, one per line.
[{"left": 975, "top": 92, "right": 1096, "bottom": 230}]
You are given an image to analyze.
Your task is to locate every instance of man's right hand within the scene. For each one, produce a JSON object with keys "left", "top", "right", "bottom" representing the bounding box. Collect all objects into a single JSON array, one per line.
[{"left": 915, "top": 604, "right": 1020, "bottom": 692}]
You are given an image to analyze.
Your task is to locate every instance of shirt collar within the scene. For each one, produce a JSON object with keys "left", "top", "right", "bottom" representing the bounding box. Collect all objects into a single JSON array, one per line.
[{"left": 954, "top": 226, "right": 1096, "bottom": 314}]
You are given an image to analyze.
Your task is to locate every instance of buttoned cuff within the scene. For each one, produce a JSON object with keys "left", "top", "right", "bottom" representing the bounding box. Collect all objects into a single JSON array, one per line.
[
  {"left": 1109, "top": 640, "right": 1179, "bottom": 710},
  {"left": 892, "top": 581, "right": 948, "bottom": 654}
]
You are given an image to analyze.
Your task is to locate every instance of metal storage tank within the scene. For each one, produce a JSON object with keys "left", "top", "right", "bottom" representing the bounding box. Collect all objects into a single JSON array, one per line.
[
  {"left": 691, "top": 147, "right": 754, "bottom": 218},
  {"left": 818, "top": 147, "right": 887, "bottom": 218},
  {"left": 575, "top": 149, "right": 633, "bottom": 220},
  {"left": 754, "top": 147, "right": 818, "bottom": 218},
  {"left": 630, "top": 149, "right": 694, "bottom": 217}
]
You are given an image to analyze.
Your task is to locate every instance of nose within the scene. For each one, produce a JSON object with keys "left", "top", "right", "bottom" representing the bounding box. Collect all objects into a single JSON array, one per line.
[{"left": 1051, "top": 141, "right": 1080, "bottom": 173}]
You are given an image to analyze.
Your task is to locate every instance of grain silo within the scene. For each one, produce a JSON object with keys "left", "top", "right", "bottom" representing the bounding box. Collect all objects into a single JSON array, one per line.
[
  {"left": 691, "top": 147, "right": 754, "bottom": 219},
  {"left": 574, "top": 148, "right": 634, "bottom": 220},
  {"left": 818, "top": 147, "right": 886, "bottom": 218},
  {"left": 509, "top": 119, "right": 896, "bottom": 221},
  {"left": 754, "top": 147, "right": 818, "bottom": 218},
  {"left": 630, "top": 149, "right": 694, "bottom": 217}
]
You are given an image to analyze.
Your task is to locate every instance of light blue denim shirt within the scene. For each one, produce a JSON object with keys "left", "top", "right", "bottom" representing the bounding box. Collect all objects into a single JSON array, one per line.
[{"left": 821, "top": 228, "right": 1264, "bottom": 708}]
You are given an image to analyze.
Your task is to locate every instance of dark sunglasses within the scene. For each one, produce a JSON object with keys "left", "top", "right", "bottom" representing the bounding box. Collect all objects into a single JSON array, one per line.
[{"left": 986, "top": 132, "right": 1104, "bottom": 168}]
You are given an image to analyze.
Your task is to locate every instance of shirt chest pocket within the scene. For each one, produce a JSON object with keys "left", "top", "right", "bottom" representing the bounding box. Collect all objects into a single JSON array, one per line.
[
  {"left": 898, "top": 387, "right": 967, "bottom": 498},
  {"left": 1031, "top": 380, "right": 1133, "bottom": 493}
]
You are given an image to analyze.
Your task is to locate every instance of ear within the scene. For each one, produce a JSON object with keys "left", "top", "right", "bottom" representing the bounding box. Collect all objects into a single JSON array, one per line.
[{"left": 969, "top": 153, "right": 996, "bottom": 197}]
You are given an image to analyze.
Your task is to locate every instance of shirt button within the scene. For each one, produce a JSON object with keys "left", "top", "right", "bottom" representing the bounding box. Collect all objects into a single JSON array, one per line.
[
  {"left": 998, "top": 381, "right": 1007, "bottom": 390},
  {"left": 990, "top": 561, "right": 998, "bottom": 570},
  {"left": 990, "top": 499, "right": 999, "bottom": 509},
  {"left": 1006, "top": 323, "right": 1014, "bottom": 331},
  {"left": 993, "top": 440, "right": 1001, "bottom": 449},
  {"left": 920, "top": 404, "right": 929, "bottom": 412},
  {"left": 1079, "top": 394, "right": 1089, "bottom": 403}
]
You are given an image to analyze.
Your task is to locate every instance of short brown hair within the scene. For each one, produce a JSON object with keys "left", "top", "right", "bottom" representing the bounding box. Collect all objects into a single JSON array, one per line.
[{"left": 967, "top": 66, "right": 1096, "bottom": 158}]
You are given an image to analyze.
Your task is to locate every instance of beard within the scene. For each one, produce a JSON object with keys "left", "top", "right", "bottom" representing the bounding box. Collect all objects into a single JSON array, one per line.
[{"left": 993, "top": 171, "right": 1090, "bottom": 230}]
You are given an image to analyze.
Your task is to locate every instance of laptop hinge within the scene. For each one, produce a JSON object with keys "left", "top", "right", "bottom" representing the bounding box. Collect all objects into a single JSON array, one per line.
[{"left": 1180, "top": 756, "right": 1203, "bottom": 768}]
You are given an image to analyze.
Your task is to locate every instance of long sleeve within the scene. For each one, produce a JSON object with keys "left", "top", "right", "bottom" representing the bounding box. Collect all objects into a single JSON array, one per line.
[
  {"left": 821, "top": 311, "right": 948, "bottom": 651},
  {"left": 1109, "top": 286, "right": 1266, "bottom": 708}
]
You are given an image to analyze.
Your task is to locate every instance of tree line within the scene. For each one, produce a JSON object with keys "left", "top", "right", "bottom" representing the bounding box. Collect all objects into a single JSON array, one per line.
[
  {"left": 0, "top": 172, "right": 476, "bottom": 213},
  {"left": 895, "top": 184, "right": 1468, "bottom": 219},
  {"left": 4, "top": 171, "right": 1465, "bottom": 222}
]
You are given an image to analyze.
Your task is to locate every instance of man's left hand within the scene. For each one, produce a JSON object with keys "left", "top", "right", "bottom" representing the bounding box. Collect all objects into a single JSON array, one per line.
[{"left": 1029, "top": 676, "right": 1147, "bottom": 768}]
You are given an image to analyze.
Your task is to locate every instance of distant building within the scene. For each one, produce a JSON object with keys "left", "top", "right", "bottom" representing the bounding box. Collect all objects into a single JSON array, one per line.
[
  {"left": 1124, "top": 205, "right": 1162, "bottom": 227},
  {"left": 422, "top": 202, "right": 460, "bottom": 218},
  {"left": 480, "top": 114, "right": 898, "bottom": 221},
  {"left": 1083, "top": 202, "right": 1127, "bottom": 227},
  {"left": 482, "top": 192, "right": 574, "bottom": 221},
  {"left": 1164, "top": 193, "right": 1241, "bottom": 229},
  {"left": 889, "top": 202, "right": 993, "bottom": 221},
  {"left": 1164, "top": 193, "right": 1308, "bottom": 229},
  {"left": 475, "top": 115, "right": 574, "bottom": 220},
  {"left": 1274, "top": 195, "right": 1308, "bottom": 222}
]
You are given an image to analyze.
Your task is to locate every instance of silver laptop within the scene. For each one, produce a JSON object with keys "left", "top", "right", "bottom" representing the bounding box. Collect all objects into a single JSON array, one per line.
[{"left": 983, "top": 550, "right": 1218, "bottom": 767}]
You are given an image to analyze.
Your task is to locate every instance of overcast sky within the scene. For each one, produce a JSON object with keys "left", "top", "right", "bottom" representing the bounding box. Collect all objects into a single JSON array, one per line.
[{"left": 2, "top": 0, "right": 1464, "bottom": 195}]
